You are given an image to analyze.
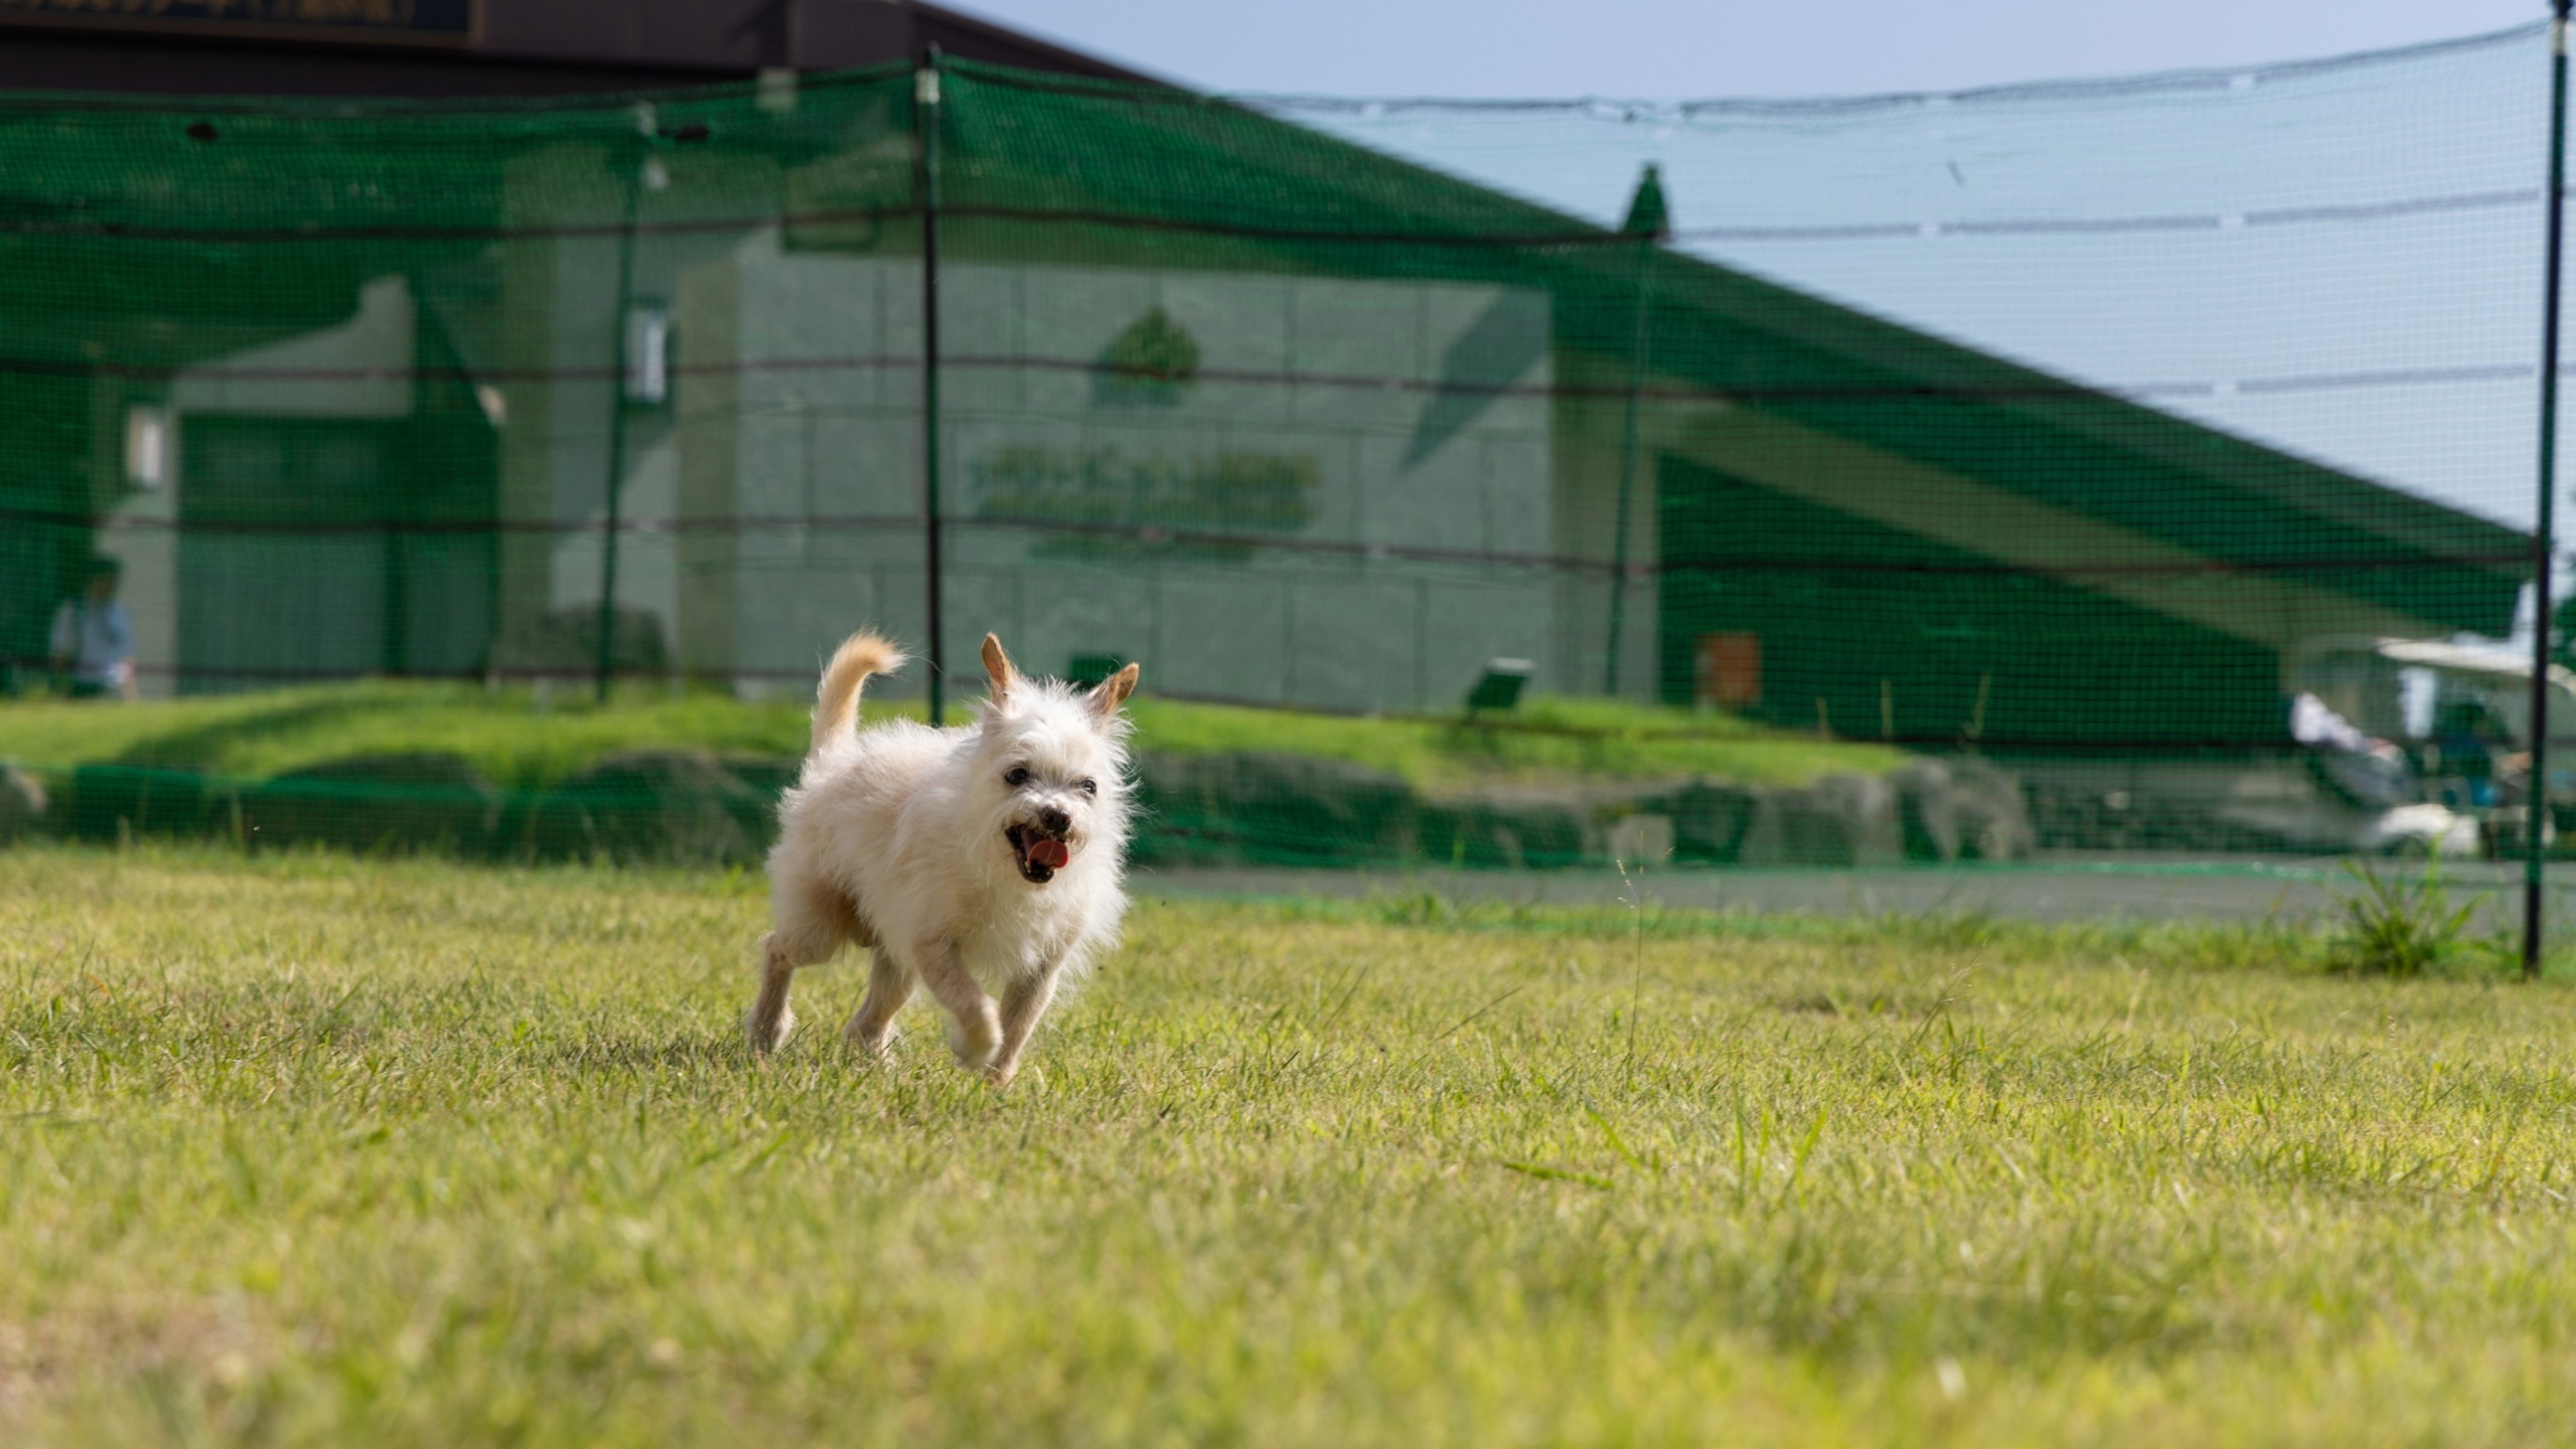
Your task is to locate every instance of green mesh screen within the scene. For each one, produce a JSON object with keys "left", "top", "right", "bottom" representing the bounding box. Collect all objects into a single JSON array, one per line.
[{"left": 0, "top": 33, "right": 2561, "bottom": 874}]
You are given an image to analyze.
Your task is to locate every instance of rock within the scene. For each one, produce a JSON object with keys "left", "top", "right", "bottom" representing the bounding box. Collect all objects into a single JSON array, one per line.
[
  {"left": 1130, "top": 752, "right": 1415, "bottom": 867},
  {"left": 0, "top": 764, "right": 48, "bottom": 842},
  {"left": 1415, "top": 793, "right": 1588, "bottom": 870},
  {"left": 523, "top": 749, "right": 775, "bottom": 864},
  {"left": 1893, "top": 759, "right": 2037, "bottom": 862},
  {"left": 63, "top": 764, "right": 232, "bottom": 843},
  {"left": 241, "top": 753, "right": 501, "bottom": 856},
  {"left": 1603, "top": 812, "right": 1676, "bottom": 867},
  {"left": 1892, "top": 761, "right": 1966, "bottom": 862},
  {"left": 1132, "top": 756, "right": 1983, "bottom": 872},
  {"left": 1647, "top": 780, "right": 1764, "bottom": 863},
  {"left": 1946, "top": 757, "right": 2037, "bottom": 861},
  {"left": 1738, "top": 772, "right": 1904, "bottom": 867}
]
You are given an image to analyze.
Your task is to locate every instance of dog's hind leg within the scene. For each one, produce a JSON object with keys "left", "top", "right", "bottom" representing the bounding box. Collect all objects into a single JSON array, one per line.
[
  {"left": 748, "top": 877, "right": 856, "bottom": 1054},
  {"left": 841, "top": 940, "right": 913, "bottom": 1056},
  {"left": 748, "top": 935, "right": 803, "bottom": 1054}
]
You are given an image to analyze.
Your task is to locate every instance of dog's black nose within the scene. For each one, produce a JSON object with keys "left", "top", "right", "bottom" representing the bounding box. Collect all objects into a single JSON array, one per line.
[{"left": 1037, "top": 806, "right": 1072, "bottom": 836}]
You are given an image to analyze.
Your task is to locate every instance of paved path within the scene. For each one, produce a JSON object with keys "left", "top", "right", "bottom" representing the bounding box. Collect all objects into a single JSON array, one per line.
[{"left": 1134, "top": 854, "right": 2576, "bottom": 932}]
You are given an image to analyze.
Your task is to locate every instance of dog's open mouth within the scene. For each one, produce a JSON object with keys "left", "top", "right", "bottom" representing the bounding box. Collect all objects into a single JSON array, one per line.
[{"left": 1005, "top": 823, "right": 1073, "bottom": 884}]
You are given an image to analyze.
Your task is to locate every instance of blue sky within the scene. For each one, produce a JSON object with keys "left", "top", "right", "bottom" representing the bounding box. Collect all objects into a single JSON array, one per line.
[{"left": 953, "top": 1, "right": 2542, "bottom": 99}]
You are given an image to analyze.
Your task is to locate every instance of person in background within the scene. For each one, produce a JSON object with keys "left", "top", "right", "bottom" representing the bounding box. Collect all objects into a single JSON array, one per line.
[
  {"left": 2431, "top": 695, "right": 2507, "bottom": 809},
  {"left": 49, "top": 556, "right": 137, "bottom": 701}
]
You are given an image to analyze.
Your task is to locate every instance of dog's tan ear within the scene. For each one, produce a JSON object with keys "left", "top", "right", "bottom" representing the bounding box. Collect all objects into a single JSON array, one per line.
[
  {"left": 981, "top": 633, "right": 1017, "bottom": 698},
  {"left": 1086, "top": 662, "right": 1141, "bottom": 715}
]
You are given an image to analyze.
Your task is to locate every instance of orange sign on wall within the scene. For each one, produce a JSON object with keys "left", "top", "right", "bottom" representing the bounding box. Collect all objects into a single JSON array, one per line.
[{"left": 1695, "top": 632, "right": 1761, "bottom": 709}]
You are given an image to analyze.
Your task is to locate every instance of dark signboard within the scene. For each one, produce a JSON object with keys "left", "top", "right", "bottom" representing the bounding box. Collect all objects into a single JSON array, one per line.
[{"left": 0, "top": 0, "right": 478, "bottom": 47}]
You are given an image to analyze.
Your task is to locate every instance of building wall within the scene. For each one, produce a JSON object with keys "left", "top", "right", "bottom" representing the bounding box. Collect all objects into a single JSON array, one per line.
[
  {"left": 676, "top": 233, "right": 1559, "bottom": 712},
  {"left": 1547, "top": 344, "right": 1664, "bottom": 703}
]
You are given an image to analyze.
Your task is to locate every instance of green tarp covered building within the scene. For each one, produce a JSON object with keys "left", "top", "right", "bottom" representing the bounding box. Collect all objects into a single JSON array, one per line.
[{"left": 0, "top": 57, "right": 2526, "bottom": 754}]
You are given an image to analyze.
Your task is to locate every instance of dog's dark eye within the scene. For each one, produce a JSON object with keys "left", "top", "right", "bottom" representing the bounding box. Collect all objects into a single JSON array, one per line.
[
  {"left": 1078, "top": 778, "right": 1097, "bottom": 797},
  {"left": 1003, "top": 766, "right": 1031, "bottom": 788}
]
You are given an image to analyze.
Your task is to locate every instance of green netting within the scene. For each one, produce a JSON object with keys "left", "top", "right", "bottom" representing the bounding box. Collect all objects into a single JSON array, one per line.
[{"left": 0, "top": 35, "right": 2563, "bottom": 872}]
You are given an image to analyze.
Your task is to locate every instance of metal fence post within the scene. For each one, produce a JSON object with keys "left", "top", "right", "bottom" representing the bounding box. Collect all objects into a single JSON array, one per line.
[
  {"left": 1603, "top": 163, "right": 1668, "bottom": 698},
  {"left": 594, "top": 109, "right": 651, "bottom": 704},
  {"left": 917, "top": 47, "right": 948, "bottom": 725},
  {"left": 2529, "top": 1, "right": 2570, "bottom": 979}
]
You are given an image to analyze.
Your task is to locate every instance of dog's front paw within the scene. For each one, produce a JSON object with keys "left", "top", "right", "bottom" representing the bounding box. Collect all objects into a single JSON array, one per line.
[{"left": 944, "top": 1011, "right": 1001, "bottom": 1072}]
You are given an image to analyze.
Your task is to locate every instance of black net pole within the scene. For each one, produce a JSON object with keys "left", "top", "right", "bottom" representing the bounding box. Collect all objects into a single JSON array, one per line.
[
  {"left": 1601, "top": 249, "right": 1652, "bottom": 696},
  {"left": 594, "top": 117, "right": 648, "bottom": 705},
  {"left": 917, "top": 49, "right": 948, "bottom": 726},
  {"left": 2530, "top": 3, "right": 2571, "bottom": 979},
  {"left": 1602, "top": 164, "right": 1667, "bottom": 699}
]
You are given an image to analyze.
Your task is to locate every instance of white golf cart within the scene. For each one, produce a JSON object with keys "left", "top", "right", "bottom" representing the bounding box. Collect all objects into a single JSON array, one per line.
[{"left": 2290, "top": 637, "right": 2576, "bottom": 856}]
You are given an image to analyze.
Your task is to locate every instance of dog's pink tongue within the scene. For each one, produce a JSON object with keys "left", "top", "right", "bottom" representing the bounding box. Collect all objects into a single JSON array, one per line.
[{"left": 1029, "top": 838, "right": 1072, "bottom": 870}]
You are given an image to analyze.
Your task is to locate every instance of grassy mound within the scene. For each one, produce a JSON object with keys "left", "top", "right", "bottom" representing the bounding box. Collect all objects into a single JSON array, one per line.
[{"left": 0, "top": 680, "right": 1902, "bottom": 794}]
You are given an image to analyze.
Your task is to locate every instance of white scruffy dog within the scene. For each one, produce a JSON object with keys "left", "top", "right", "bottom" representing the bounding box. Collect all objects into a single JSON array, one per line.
[{"left": 747, "top": 630, "right": 1139, "bottom": 1085}]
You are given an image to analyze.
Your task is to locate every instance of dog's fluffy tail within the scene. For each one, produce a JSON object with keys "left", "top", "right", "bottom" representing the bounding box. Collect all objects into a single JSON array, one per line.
[{"left": 811, "top": 631, "right": 905, "bottom": 755}]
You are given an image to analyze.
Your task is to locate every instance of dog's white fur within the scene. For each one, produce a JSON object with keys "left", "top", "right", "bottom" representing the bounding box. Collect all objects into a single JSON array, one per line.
[{"left": 746, "top": 629, "right": 1140, "bottom": 1085}]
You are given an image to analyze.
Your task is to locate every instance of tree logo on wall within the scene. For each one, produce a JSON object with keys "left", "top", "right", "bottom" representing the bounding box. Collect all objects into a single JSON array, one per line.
[{"left": 1094, "top": 306, "right": 1201, "bottom": 407}]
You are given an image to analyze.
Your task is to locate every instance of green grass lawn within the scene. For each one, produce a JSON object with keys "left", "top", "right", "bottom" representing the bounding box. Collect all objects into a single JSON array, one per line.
[
  {"left": 0, "top": 681, "right": 1901, "bottom": 794},
  {"left": 5, "top": 847, "right": 2574, "bottom": 1444}
]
